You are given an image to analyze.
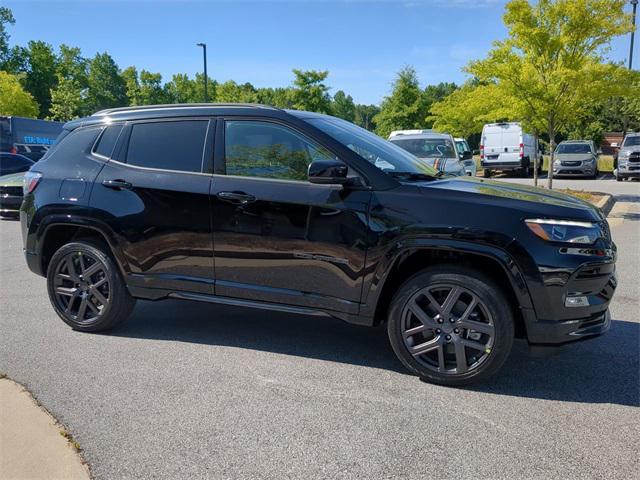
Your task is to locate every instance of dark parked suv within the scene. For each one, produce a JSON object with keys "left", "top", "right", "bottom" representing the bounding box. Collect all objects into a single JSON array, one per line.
[{"left": 20, "top": 104, "right": 617, "bottom": 386}]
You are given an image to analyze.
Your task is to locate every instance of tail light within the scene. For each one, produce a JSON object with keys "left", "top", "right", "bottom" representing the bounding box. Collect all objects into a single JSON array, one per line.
[
  {"left": 480, "top": 144, "right": 484, "bottom": 160},
  {"left": 519, "top": 143, "right": 524, "bottom": 158},
  {"left": 23, "top": 171, "right": 42, "bottom": 195}
]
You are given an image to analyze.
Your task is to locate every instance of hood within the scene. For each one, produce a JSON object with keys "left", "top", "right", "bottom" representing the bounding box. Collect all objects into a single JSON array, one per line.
[
  {"left": 418, "top": 176, "right": 603, "bottom": 221},
  {"left": 555, "top": 153, "right": 594, "bottom": 161},
  {"left": 0, "top": 172, "right": 25, "bottom": 187}
]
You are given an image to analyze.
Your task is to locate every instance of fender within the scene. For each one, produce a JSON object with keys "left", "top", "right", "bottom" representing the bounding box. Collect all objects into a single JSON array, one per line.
[
  {"left": 359, "top": 236, "right": 536, "bottom": 319},
  {"left": 29, "top": 210, "right": 131, "bottom": 278}
]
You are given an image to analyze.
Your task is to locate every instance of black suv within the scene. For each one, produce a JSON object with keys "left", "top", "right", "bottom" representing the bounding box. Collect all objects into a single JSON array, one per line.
[{"left": 20, "top": 104, "right": 617, "bottom": 386}]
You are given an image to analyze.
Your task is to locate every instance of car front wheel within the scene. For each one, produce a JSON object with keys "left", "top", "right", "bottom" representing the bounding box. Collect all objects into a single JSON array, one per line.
[
  {"left": 387, "top": 266, "right": 514, "bottom": 386},
  {"left": 46, "top": 240, "right": 136, "bottom": 332}
]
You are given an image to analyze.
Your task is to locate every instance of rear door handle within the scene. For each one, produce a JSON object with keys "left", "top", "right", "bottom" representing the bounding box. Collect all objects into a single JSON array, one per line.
[
  {"left": 216, "top": 191, "right": 257, "bottom": 205},
  {"left": 102, "top": 179, "right": 132, "bottom": 190}
]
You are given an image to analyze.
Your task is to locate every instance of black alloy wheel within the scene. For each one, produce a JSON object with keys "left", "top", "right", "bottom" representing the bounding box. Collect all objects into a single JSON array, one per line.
[
  {"left": 47, "top": 241, "right": 136, "bottom": 332},
  {"left": 388, "top": 266, "right": 514, "bottom": 386}
]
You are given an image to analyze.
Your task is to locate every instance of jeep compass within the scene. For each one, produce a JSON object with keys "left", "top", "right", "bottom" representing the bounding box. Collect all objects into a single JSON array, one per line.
[{"left": 20, "top": 104, "right": 617, "bottom": 386}]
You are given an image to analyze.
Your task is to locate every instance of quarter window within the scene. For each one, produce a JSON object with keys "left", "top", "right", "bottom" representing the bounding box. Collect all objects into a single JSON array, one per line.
[
  {"left": 225, "top": 120, "right": 336, "bottom": 181},
  {"left": 94, "top": 124, "right": 123, "bottom": 158},
  {"left": 126, "top": 121, "right": 208, "bottom": 173}
]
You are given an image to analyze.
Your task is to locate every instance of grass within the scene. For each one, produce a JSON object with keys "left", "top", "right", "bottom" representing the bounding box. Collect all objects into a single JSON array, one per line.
[
  {"left": 474, "top": 155, "right": 614, "bottom": 173},
  {"left": 559, "top": 189, "right": 600, "bottom": 202}
]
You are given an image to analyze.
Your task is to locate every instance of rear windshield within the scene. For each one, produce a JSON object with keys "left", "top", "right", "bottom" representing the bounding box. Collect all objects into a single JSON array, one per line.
[{"left": 556, "top": 143, "right": 591, "bottom": 154}]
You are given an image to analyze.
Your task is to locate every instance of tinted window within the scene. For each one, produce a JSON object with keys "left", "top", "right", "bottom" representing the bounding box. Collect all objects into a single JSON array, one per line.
[
  {"left": 126, "top": 121, "right": 208, "bottom": 172},
  {"left": 0, "top": 154, "right": 34, "bottom": 176},
  {"left": 49, "top": 127, "right": 101, "bottom": 162},
  {"left": 391, "top": 137, "right": 457, "bottom": 159},
  {"left": 94, "top": 124, "right": 123, "bottom": 158},
  {"left": 225, "top": 121, "right": 335, "bottom": 181}
]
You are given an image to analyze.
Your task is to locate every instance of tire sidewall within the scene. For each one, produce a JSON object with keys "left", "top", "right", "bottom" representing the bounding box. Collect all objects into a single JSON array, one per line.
[{"left": 387, "top": 267, "right": 514, "bottom": 386}]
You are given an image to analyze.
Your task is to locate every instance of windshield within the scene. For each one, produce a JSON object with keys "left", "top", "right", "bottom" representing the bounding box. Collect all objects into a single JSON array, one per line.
[
  {"left": 391, "top": 137, "right": 457, "bottom": 159},
  {"left": 623, "top": 136, "right": 640, "bottom": 147},
  {"left": 556, "top": 143, "right": 591, "bottom": 154},
  {"left": 305, "top": 116, "right": 439, "bottom": 176},
  {"left": 455, "top": 140, "right": 470, "bottom": 155}
]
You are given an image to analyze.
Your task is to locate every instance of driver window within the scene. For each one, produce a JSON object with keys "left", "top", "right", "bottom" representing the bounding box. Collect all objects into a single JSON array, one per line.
[{"left": 225, "top": 120, "right": 338, "bottom": 181}]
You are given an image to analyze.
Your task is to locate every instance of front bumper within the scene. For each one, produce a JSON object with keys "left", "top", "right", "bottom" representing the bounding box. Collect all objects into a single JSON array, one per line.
[
  {"left": 0, "top": 194, "right": 22, "bottom": 216},
  {"left": 553, "top": 164, "right": 596, "bottom": 177},
  {"left": 616, "top": 163, "right": 640, "bottom": 178},
  {"left": 523, "top": 308, "right": 611, "bottom": 345}
]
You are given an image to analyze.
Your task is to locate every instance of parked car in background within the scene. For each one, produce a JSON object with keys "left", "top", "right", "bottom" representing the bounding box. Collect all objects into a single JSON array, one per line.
[
  {"left": 552, "top": 140, "right": 599, "bottom": 179},
  {"left": 0, "top": 152, "right": 34, "bottom": 177},
  {"left": 0, "top": 172, "right": 25, "bottom": 218},
  {"left": 389, "top": 131, "right": 469, "bottom": 176},
  {"left": 0, "top": 116, "right": 63, "bottom": 162},
  {"left": 454, "top": 137, "right": 477, "bottom": 176},
  {"left": 480, "top": 122, "right": 541, "bottom": 177},
  {"left": 615, "top": 132, "right": 640, "bottom": 182},
  {"left": 20, "top": 104, "right": 617, "bottom": 386}
]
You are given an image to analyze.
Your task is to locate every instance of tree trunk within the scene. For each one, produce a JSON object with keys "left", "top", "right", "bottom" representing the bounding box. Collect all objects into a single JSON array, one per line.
[
  {"left": 533, "top": 133, "right": 539, "bottom": 187},
  {"left": 547, "top": 127, "right": 555, "bottom": 189}
]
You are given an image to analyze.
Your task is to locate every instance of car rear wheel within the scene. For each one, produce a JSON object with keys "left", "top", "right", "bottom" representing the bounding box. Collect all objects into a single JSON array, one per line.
[
  {"left": 46, "top": 241, "right": 136, "bottom": 332},
  {"left": 483, "top": 169, "right": 491, "bottom": 178},
  {"left": 387, "top": 266, "right": 514, "bottom": 386}
]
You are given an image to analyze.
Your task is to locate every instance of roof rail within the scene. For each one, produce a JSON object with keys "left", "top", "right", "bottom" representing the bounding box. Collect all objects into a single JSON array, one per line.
[{"left": 93, "top": 103, "right": 280, "bottom": 116}]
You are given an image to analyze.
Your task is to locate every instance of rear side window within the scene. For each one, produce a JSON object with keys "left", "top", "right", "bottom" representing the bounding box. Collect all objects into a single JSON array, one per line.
[
  {"left": 126, "top": 121, "right": 208, "bottom": 173},
  {"left": 94, "top": 124, "right": 123, "bottom": 158},
  {"left": 48, "top": 127, "right": 101, "bottom": 161}
]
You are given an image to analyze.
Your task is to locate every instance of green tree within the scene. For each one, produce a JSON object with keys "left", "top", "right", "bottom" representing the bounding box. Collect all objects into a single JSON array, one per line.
[
  {"left": 257, "top": 87, "right": 294, "bottom": 109},
  {"left": 429, "top": 82, "right": 513, "bottom": 138},
  {"left": 0, "top": 71, "right": 39, "bottom": 117},
  {"left": 374, "top": 66, "right": 428, "bottom": 138},
  {"left": 164, "top": 73, "right": 198, "bottom": 103},
  {"left": 0, "top": 6, "right": 15, "bottom": 68},
  {"left": 332, "top": 90, "right": 355, "bottom": 122},
  {"left": 48, "top": 45, "right": 88, "bottom": 120},
  {"left": 422, "top": 82, "right": 457, "bottom": 127},
  {"left": 216, "top": 80, "right": 258, "bottom": 103},
  {"left": 290, "top": 69, "right": 332, "bottom": 113},
  {"left": 20, "top": 40, "right": 58, "bottom": 117},
  {"left": 468, "top": 0, "right": 635, "bottom": 188},
  {"left": 85, "top": 52, "right": 127, "bottom": 112},
  {"left": 121, "top": 66, "right": 141, "bottom": 105},
  {"left": 354, "top": 104, "right": 380, "bottom": 131}
]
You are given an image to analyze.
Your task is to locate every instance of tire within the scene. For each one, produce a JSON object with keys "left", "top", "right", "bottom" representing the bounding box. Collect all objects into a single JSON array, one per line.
[
  {"left": 387, "top": 266, "right": 514, "bottom": 387},
  {"left": 616, "top": 175, "right": 623, "bottom": 182},
  {"left": 46, "top": 240, "right": 136, "bottom": 332},
  {"left": 483, "top": 169, "right": 491, "bottom": 178}
]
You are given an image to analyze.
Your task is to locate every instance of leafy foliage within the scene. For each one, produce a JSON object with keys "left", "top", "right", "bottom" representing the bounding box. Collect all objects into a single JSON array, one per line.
[{"left": 0, "top": 71, "right": 39, "bottom": 117}]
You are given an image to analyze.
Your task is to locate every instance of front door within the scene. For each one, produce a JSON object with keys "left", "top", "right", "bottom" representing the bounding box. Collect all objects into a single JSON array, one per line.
[
  {"left": 211, "top": 119, "right": 371, "bottom": 314},
  {"left": 92, "top": 118, "right": 215, "bottom": 294}
]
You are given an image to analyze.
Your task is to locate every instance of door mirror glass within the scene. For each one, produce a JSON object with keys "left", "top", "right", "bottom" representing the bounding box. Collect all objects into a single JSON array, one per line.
[{"left": 308, "top": 159, "right": 349, "bottom": 184}]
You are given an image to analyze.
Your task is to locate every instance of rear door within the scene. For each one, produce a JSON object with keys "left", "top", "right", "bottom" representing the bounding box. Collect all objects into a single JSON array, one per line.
[
  {"left": 91, "top": 118, "right": 215, "bottom": 294},
  {"left": 210, "top": 118, "right": 371, "bottom": 314}
]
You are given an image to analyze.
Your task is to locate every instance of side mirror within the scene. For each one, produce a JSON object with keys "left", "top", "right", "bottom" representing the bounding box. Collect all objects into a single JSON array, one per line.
[
  {"left": 308, "top": 159, "right": 349, "bottom": 185},
  {"left": 461, "top": 151, "right": 473, "bottom": 161}
]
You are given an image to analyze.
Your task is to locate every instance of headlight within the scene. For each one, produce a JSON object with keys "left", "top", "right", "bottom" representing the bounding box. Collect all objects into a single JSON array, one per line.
[
  {"left": 553, "top": 159, "right": 561, "bottom": 165},
  {"left": 619, "top": 150, "right": 631, "bottom": 158},
  {"left": 525, "top": 219, "right": 600, "bottom": 244}
]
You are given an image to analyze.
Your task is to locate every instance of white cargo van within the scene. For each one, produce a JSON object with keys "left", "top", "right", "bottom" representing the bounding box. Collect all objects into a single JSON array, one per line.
[{"left": 480, "top": 122, "right": 541, "bottom": 177}]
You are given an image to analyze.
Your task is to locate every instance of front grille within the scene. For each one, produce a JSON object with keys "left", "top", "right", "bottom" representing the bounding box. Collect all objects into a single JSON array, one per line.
[
  {"left": 0, "top": 186, "right": 22, "bottom": 196},
  {"left": 628, "top": 152, "right": 640, "bottom": 162},
  {"left": 561, "top": 161, "right": 581, "bottom": 166}
]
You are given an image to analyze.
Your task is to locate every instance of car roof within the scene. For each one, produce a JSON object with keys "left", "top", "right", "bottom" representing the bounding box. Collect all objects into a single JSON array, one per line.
[
  {"left": 559, "top": 140, "right": 591, "bottom": 144},
  {"left": 389, "top": 132, "right": 451, "bottom": 140},
  {"left": 65, "top": 103, "right": 304, "bottom": 130}
]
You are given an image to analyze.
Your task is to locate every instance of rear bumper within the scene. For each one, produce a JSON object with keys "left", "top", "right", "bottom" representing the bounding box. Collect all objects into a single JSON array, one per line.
[{"left": 481, "top": 158, "right": 529, "bottom": 171}]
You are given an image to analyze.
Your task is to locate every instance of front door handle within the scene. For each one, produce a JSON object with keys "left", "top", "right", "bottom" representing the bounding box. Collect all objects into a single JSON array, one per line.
[
  {"left": 216, "top": 191, "right": 257, "bottom": 205},
  {"left": 102, "top": 179, "right": 132, "bottom": 190}
]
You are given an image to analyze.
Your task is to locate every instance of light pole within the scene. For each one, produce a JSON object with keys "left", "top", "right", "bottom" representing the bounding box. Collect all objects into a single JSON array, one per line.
[
  {"left": 631, "top": 0, "right": 638, "bottom": 70},
  {"left": 196, "top": 43, "right": 208, "bottom": 102}
]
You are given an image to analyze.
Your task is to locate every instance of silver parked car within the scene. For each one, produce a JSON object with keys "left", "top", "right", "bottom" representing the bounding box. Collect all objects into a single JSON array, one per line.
[
  {"left": 615, "top": 132, "right": 640, "bottom": 182},
  {"left": 388, "top": 131, "right": 469, "bottom": 176},
  {"left": 552, "top": 140, "right": 599, "bottom": 179}
]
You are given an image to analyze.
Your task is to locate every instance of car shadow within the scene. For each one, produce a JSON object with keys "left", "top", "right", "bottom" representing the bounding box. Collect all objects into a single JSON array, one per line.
[{"left": 111, "top": 299, "right": 639, "bottom": 407}]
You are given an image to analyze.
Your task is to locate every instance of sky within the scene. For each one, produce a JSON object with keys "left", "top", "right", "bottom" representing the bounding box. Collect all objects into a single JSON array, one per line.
[{"left": 4, "top": 0, "right": 638, "bottom": 105}]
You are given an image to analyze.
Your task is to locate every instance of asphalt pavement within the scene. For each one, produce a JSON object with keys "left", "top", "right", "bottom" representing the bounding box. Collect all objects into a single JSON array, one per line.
[{"left": 1, "top": 178, "right": 638, "bottom": 480}]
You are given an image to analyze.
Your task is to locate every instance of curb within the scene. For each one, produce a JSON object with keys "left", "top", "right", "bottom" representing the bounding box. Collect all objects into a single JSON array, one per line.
[{"left": 593, "top": 193, "right": 614, "bottom": 216}]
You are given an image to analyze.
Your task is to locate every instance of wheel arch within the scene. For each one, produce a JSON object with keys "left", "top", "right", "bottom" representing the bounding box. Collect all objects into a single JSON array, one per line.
[
  {"left": 366, "top": 242, "right": 533, "bottom": 339},
  {"left": 36, "top": 216, "right": 129, "bottom": 278}
]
